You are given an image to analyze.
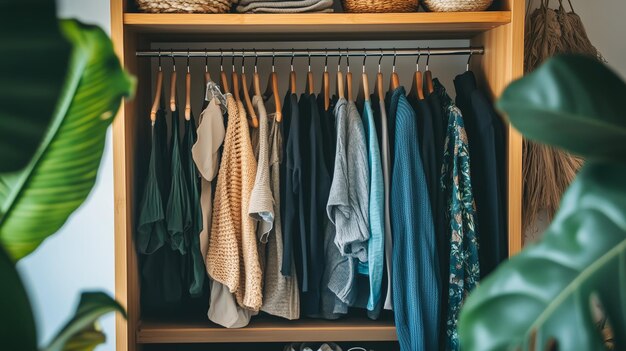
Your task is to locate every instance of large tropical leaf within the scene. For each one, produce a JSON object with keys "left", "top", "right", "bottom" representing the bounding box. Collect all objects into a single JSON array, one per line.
[
  {"left": 0, "top": 1, "right": 71, "bottom": 172},
  {"left": 0, "top": 244, "right": 37, "bottom": 351},
  {"left": 0, "top": 20, "right": 134, "bottom": 260},
  {"left": 459, "top": 162, "right": 626, "bottom": 350},
  {"left": 497, "top": 55, "right": 626, "bottom": 163},
  {"left": 44, "top": 292, "right": 126, "bottom": 351}
]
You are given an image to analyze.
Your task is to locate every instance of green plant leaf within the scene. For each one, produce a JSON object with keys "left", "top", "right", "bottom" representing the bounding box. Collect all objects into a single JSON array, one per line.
[
  {"left": 497, "top": 55, "right": 626, "bottom": 162},
  {"left": 0, "top": 19, "right": 134, "bottom": 260},
  {"left": 0, "top": 1, "right": 71, "bottom": 172},
  {"left": 459, "top": 162, "right": 626, "bottom": 351},
  {"left": 0, "top": 244, "right": 37, "bottom": 351},
  {"left": 44, "top": 292, "right": 126, "bottom": 351}
]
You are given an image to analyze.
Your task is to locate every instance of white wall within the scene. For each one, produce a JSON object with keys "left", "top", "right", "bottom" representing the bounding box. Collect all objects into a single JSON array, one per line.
[
  {"left": 16, "top": 1, "right": 115, "bottom": 350},
  {"left": 13, "top": 1, "right": 626, "bottom": 350}
]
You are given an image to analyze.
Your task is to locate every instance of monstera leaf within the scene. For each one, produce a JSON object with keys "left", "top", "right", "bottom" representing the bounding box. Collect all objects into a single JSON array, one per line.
[
  {"left": 0, "top": 244, "right": 37, "bottom": 351},
  {"left": 497, "top": 55, "right": 626, "bottom": 162},
  {"left": 44, "top": 292, "right": 125, "bottom": 351},
  {"left": 0, "top": 1, "right": 71, "bottom": 172},
  {"left": 0, "top": 19, "right": 134, "bottom": 260},
  {"left": 459, "top": 56, "right": 626, "bottom": 350}
]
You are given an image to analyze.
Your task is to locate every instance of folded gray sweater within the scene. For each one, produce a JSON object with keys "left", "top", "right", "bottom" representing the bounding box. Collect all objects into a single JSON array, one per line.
[{"left": 236, "top": 0, "right": 334, "bottom": 13}]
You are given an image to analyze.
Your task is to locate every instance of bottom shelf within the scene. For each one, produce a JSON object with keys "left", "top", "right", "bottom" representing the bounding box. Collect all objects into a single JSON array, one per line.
[{"left": 137, "top": 315, "right": 398, "bottom": 344}]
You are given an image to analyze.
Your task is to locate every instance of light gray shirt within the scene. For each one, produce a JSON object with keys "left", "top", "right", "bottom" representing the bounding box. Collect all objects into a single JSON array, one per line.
[{"left": 326, "top": 98, "right": 370, "bottom": 305}]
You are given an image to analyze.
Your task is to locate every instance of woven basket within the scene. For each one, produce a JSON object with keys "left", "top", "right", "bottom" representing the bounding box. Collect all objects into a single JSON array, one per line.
[
  {"left": 135, "top": 0, "right": 232, "bottom": 13},
  {"left": 342, "top": 0, "right": 419, "bottom": 13},
  {"left": 422, "top": 0, "right": 493, "bottom": 12}
]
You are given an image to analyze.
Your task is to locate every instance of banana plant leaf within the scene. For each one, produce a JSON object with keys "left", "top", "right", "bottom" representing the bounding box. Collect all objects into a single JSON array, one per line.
[
  {"left": 0, "top": 19, "right": 134, "bottom": 260},
  {"left": 0, "top": 244, "right": 37, "bottom": 351},
  {"left": 0, "top": 1, "right": 71, "bottom": 172},
  {"left": 44, "top": 292, "right": 126, "bottom": 351},
  {"left": 459, "top": 55, "right": 626, "bottom": 351}
]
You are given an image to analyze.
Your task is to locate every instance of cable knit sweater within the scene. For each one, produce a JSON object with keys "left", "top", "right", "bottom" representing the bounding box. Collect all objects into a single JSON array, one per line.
[{"left": 206, "top": 95, "right": 263, "bottom": 311}]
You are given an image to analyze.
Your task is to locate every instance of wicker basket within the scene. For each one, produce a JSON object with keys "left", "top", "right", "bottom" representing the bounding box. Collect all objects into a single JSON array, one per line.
[
  {"left": 135, "top": 0, "right": 232, "bottom": 13},
  {"left": 342, "top": 0, "right": 419, "bottom": 13},
  {"left": 422, "top": 0, "right": 493, "bottom": 12}
]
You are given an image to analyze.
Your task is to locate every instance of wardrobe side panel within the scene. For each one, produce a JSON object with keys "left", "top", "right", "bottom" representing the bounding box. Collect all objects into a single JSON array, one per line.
[
  {"left": 112, "top": 0, "right": 145, "bottom": 349},
  {"left": 470, "top": 0, "right": 525, "bottom": 257}
]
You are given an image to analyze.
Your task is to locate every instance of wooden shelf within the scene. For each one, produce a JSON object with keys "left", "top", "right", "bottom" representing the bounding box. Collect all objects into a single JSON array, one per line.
[
  {"left": 123, "top": 12, "right": 512, "bottom": 40},
  {"left": 137, "top": 316, "right": 397, "bottom": 344}
]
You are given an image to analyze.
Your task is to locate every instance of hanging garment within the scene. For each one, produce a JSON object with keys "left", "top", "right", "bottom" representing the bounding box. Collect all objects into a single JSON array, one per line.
[
  {"left": 371, "top": 95, "right": 394, "bottom": 312},
  {"left": 389, "top": 86, "right": 440, "bottom": 351},
  {"left": 326, "top": 98, "right": 369, "bottom": 307},
  {"left": 192, "top": 81, "right": 226, "bottom": 266},
  {"left": 434, "top": 79, "right": 480, "bottom": 351},
  {"left": 235, "top": 0, "right": 334, "bottom": 13},
  {"left": 254, "top": 96, "right": 301, "bottom": 320},
  {"left": 182, "top": 113, "right": 205, "bottom": 297},
  {"left": 206, "top": 95, "right": 262, "bottom": 311},
  {"left": 454, "top": 71, "right": 507, "bottom": 278},
  {"left": 359, "top": 98, "right": 384, "bottom": 318},
  {"left": 137, "top": 105, "right": 183, "bottom": 305},
  {"left": 166, "top": 108, "right": 191, "bottom": 256},
  {"left": 137, "top": 118, "right": 167, "bottom": 256},
  {"left": 300, "top": 93, "right": 332, "bottom": 316},
  {"left": 318, "top": 94, "right": 337, "bottom": 177},
  {"left": 282, "top": 92, "right": 309, "bottom": 295}
]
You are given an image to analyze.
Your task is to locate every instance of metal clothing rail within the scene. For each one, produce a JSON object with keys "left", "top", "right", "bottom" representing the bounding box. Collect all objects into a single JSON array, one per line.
[{"left": 135, "top": 47, "right": 484, "bottom": 58}]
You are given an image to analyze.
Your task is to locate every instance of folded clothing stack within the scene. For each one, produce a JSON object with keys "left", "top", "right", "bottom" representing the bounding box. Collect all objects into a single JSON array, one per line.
[{"left": 235, "top": 0, "right": 335, "bottom": 13}]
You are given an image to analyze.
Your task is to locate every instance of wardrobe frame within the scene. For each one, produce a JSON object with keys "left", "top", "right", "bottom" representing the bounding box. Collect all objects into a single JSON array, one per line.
[{"left": 111, "top": 0, "right": 525, "bottom": 349}]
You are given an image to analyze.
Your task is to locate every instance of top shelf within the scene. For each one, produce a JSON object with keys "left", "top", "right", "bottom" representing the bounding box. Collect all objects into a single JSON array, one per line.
[{"left": 123, "top": 12, "right": 512, "bottom": 40}]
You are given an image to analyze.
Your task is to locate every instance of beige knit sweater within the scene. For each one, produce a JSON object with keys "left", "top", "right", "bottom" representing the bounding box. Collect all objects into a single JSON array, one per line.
[{"left": 206, "top": 95, "right": 263, "bottom": 311}]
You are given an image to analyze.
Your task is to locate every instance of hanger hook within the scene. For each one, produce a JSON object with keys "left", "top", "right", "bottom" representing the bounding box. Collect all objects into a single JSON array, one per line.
[
  {"left": 158, "top": 49, "right": 162, "bottom": 71},
  {"left": 241, "top": 50, "right": 246, "bottom": 74},
  {"left": 362, "top": 51, "right": 367, "bottom": 74},
  {"left": 186, "top": 48, "right": 190, "bottom": 73},
  {"left": 253, "top": 48, "right": 259, "bottom": 73},
  {"left": 171, "top": 50, "right": 176, "bottom": 72},
  {"left": 392, "top": 49, "right": 397, "bottom": 73},
  {"left": 307, "top": 49, "right": 312, "bottom": 72},
  {"left": 205, "top": 49, "right": 209, "bottom": 73},
  {"left": 466, "top": 51, "right": 473, "bottom": 72},
  {"left": 290, "top": 49, "right": 295, "bottom": 72},
  {"left": 337, "top": 51, "right": 342, "bottom": 72},
  {"left": 426, "top": 47, "right": 431, "bottom": 71},
  {"left": 324, "top": 48, "right": 328, "bottom": 72},
  {"left": 416, "top": 49, "right": 421, "bottom": 72},
  {"left": 378, "top": 48, "right": 383, "bottom": 73},
  {"left": 271, "top": 49, "right": 276, "bottom": 73},
  {"left": 346, "top": 49, "right": 350, "bottom": 73},
  {"left": 220, "top": 48, "right": 224, "bottom": 71},
  {"left": 231, "top": 49, "right": 236, "bottom": 72}
]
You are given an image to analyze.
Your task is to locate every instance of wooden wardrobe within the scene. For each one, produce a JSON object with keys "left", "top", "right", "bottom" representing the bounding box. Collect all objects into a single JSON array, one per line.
[{"left": 110, "top": 0, "right": 525, "bottom": 349}]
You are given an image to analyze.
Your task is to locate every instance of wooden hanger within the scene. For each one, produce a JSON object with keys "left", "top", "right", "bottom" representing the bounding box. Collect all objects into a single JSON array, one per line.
[
  {"left": 262, "top": 51, "right": 282, "bottom": 122},
  {"left": 336, "top": 54, "right": 345, "bottom": 99},
  {"left": 240, "top": 53, "right": 258, "bottom": 128},
  {"left": 204, "top": 51, "right": 211, "bottom": 86},
  {"left": 424, "top": 48, "right": 434, "bottom": 94},
  {"left": 389, "top": 50, "right": 400, "bottom": 92},
  {"left": 231, "top": 52, "right": 241, "bottom": 102},
  {"left": 305, "top": 51, "right": 314, "bottom": 95},
  {"left": 360, "top": 53, "right": 370, "bottom": 103},
  {"left": 220, "top": 51, "right": 230, "bottom": 94},
  {"left": 169, "top": 53, "right": 177, "bottom": 112},
  {"left": 375, "top": 52, "right": 385, "bottom": 102},
  {"left": 149, "top": 52, "right": 164, "bottom": 123},
  {"left": 184, "top": 51, "right": 192, "bottom": 121},
  {"left": 346, "top": 51, "right": 353, "bottom": 101},
  {"left": 290, "top": 51, "right": 297, "bottom": 94},
  {"left": 409, "top": 52, "right": 425, "bottom": 100},
  {"left": 322, "top": 51, "right": 330, "bottom": 110}
]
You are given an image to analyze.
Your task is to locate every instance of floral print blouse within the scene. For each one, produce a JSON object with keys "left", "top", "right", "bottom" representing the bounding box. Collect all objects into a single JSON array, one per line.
[{"left": 435, "top": 79, "right": 480, "bottom": 351}]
